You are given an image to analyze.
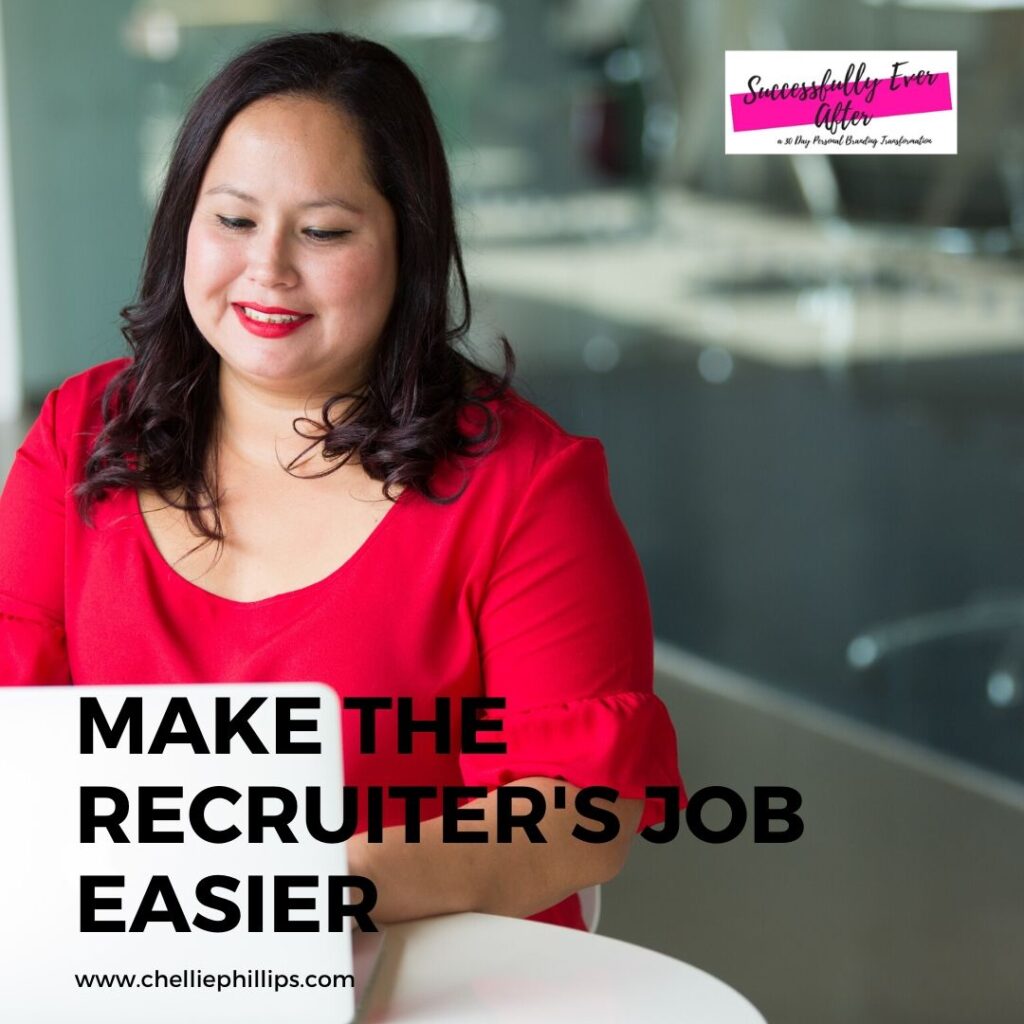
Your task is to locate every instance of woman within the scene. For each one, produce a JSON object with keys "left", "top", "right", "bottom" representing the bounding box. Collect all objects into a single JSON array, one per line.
[{"left": 0, "top": 32, "right": 683, "bottom": 929}]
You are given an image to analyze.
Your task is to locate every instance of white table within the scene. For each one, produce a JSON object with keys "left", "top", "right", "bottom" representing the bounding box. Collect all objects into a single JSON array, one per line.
[{"left": 360, "top": 912, "right": 767, "bottom": 1023}]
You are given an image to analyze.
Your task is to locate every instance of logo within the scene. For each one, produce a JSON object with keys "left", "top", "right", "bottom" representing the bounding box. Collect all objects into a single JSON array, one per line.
[{"left": 725, "top": 51, "right": 957, "bottom": 154}]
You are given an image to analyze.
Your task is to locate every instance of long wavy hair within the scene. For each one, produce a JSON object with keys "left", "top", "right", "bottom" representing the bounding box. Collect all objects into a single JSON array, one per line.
[{"left": 76, "top": 31, "right": 512, "bottom": 542}]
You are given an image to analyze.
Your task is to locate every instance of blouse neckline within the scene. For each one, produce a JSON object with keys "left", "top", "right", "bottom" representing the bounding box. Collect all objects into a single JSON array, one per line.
[{"left": 129, "top": 484, "right": 413, "bottom": 609}]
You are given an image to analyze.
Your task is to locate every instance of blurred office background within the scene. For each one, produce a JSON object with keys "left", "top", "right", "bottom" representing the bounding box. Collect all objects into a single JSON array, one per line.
[{"left": 1, "top": 1, "right": 1022, "bottom": 1020}]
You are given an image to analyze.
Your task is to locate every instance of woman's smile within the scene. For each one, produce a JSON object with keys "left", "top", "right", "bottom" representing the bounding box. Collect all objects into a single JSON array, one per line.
[{"left": 232, "top": 302, "right": 314, "bottom": 338}]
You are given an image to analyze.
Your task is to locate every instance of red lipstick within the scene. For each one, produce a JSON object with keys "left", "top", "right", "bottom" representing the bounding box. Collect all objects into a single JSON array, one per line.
[{"left": 232, "top": 302, "right": 313, "bottom": 339}]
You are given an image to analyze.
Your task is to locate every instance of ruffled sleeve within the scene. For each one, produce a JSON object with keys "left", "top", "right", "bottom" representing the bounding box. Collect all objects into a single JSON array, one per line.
[
  {"left": 0, "top": 388, "right": 71, "bottom": 685},
  {"left": 460, "top": 436, "right": 685, "bottom": 830}
]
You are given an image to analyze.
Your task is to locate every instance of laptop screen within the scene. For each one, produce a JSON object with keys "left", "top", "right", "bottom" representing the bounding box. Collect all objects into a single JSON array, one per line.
[{"left": 0, "top": 683, "right": 363, "bottom": 1024}]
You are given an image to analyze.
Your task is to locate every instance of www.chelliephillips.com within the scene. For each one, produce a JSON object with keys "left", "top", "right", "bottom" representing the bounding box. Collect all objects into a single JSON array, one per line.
[{"left": 75, "top": 968, "right": 353, "bottom": 992}]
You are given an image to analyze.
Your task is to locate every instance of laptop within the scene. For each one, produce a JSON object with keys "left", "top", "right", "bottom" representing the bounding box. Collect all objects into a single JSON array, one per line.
[{"left": 0, "top": 683, "right": 385, "bottom": 1024}]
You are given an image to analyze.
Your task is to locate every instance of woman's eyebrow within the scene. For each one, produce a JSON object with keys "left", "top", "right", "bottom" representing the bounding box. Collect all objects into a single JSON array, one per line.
[{"left": 203, "top": 183, "right": 363, "bottom": 214}]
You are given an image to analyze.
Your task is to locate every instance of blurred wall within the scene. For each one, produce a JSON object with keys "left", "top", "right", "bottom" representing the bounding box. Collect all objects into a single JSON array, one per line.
[
  {"left": 0, "top": 2, "right": 21, "bottom": 418},
  {"left": 2, "top": 0, "right": 148, "bottom": 400}
]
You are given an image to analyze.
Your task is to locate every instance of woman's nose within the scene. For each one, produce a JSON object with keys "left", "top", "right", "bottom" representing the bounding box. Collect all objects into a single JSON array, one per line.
[{"left": 245, "top": 232, "right": 299, "bottom": 289}]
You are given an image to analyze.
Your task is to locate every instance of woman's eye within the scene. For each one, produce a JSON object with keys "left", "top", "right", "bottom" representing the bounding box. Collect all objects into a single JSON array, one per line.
[
  {"left": 214, "top": 216, "right": 347, "bottom": 241},
  {"left": 216, "top": 215, "right": 253, "bottom": 231},
  {"left": 304, "top": 228, "right": 349, "bottom": 242}
]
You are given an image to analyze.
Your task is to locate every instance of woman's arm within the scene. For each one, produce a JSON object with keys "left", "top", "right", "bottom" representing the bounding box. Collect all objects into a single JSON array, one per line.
[{"left": 345, "top": 778, "right": 644, "bottom": 923}]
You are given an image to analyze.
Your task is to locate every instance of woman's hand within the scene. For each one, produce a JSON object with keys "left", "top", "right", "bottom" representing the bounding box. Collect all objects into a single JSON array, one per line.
[{"left": 344, "top": 778, "right": 644, "bottom": 925}]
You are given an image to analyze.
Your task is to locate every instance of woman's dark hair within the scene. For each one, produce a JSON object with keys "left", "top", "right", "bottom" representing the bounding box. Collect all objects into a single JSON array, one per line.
[{"left": 76, "top": 30, "right": 513, "bottom": 542}]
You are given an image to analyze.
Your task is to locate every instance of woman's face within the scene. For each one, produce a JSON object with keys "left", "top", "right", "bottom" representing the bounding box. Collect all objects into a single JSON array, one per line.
[{"left": 184, "top": 93, "right": 398, "bottom": 398}]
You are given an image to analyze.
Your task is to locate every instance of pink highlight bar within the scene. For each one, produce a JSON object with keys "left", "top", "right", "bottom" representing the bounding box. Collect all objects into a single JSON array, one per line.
[{"left": 730, "top": 72, "right": 952, "bottom": 132}]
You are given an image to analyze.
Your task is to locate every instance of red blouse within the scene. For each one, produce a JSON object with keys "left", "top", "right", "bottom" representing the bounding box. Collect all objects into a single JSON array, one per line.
[{"left": 0, "top": 359, "right": 685, "bottom": 929}]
